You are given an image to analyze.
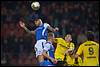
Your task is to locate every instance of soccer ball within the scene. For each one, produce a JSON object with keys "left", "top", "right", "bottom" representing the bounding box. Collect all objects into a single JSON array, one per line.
[{"left": 31, "top": 2, "right": 40, "bottom": 10}]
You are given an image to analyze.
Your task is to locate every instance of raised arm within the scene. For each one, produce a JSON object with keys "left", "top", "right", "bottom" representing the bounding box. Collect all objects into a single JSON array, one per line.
[
  {"left": 48, "top": 26, "right": 59, "bottom": 32},
  {"left": 19, "top": 21, "right": 35, "bottom": 35}
]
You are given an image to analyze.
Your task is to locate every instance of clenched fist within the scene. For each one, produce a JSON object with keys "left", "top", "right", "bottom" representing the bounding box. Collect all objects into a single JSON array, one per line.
[{"left": 54, "top": 27, "right": 59, "bottom": 32}]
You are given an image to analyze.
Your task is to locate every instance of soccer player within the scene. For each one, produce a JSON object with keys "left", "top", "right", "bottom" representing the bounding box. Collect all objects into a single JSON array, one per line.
[
  {"left": 42, "top": 32, "right": 57, "bottom": 66},
  {"left": 54, "top": 34, "right": 75, "bottom": 66},
  {"left": 75, "top": 31, "right": 99, "bottom": 66},
  {"left": 19, "top": 13, "right": 59, "bottom": 66}
]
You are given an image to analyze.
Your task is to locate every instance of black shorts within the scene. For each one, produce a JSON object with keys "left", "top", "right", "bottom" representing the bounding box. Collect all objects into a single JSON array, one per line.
[{"left": 55, "top": 61, "right": 64, "bottom": 66}]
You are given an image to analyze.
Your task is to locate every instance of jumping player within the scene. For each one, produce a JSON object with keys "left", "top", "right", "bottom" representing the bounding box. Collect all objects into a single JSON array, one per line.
[{"left": 19, "top": 13, "right": 59, "bottom": 66}]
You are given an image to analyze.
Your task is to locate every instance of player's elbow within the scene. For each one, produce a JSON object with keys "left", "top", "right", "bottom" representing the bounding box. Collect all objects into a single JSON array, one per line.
[{"left": 42, "top": 51, "right": 47, "bottom": 57}]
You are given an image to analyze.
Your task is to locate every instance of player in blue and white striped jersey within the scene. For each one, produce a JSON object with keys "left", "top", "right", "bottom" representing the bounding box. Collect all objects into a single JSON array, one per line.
[{"left": 42, "top": 32, "right": 58, "bottom": 66}]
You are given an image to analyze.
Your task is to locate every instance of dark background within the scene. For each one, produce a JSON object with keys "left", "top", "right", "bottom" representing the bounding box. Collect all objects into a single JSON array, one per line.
[{"left": 1, "top": 1, "right": 99, "bottom": 66}]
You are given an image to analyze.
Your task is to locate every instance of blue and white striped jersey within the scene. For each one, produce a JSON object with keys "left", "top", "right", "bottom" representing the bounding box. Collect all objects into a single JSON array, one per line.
[
  {"left": 44, "top": 41, "right": 55, "bottom": 60},
  {"left": 35, "top": 23, "right": 50, "bottom": 41}
]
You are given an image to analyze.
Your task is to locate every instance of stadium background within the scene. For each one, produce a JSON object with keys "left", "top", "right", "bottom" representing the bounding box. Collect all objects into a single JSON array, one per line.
[{"left": 1, "top": 1, "right": 99, "bottom": 66}]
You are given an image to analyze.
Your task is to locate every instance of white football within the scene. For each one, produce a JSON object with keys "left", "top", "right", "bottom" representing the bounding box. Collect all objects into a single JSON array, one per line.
[{"left": 31, "top": 2, "right": 40, "bottom": 10}]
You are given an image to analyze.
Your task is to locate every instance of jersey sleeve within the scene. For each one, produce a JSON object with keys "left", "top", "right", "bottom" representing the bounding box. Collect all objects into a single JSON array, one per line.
[
  {"left": 43, "top": 43, "right": 50, "bottom": 51},
  {"left": 42, "top": 23, "right": 50, "bottom": 36},
  {"left": 70, "top": 43, "right": 75, "bottom": 50},
  {"left": 76, "top": 44, "right": 83, "bottom": 56},
  {"left": 54, "top": 38, "right": 67, "bottom": 47},
  {"left": 44, "top": 23, "right": 50, "bottom": 28},
  {"left": 78, "top": 57, "right": 82, "bottom": 66},
  {"left": 60, "top": 38, "right": 67, "bottom": 47}
]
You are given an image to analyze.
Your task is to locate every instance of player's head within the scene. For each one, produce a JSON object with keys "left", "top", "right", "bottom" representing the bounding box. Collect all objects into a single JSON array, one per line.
[
  {"left": 86, "top": 31, "right": 94, "bottom": 41},
  {"left": 34, "top": 19, "right": 42, "bottom": 26},
  {"left": 48, "top": 32, "right": 55, "bottom": 42},
  {"left": 65, "top": 34, "right": 72, "bottom": 42},
  {"left": 31, "top": 13, "right": 42, "bottom": 26}
]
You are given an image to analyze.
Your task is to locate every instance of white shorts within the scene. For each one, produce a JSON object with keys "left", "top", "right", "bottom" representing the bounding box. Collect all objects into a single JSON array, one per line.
[{"left": 34, "top": 39, "right": 46, "bottom": 57}]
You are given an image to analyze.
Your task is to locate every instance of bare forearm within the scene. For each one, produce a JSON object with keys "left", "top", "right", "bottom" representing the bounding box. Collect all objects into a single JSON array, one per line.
[
  {"left": 23, "top": 26, "right": 35, "bottom": 35},
  {"left": 23, "top": 26, "right": 31, "bottom": 33},
  {"left": 48, "top": 26, "right": 59, "bottom": 32},
  {"left": 48, "top": 26, "right": 55, "bottom": 32},
  {"left": 74, "top": 54, "right": 79, "bottom": 58},
  {"left": 43, "top": 51, "right": 52, "bottom": 60},
  {"left": 67, "top": 48, "right": 73, "bottom": 52}
]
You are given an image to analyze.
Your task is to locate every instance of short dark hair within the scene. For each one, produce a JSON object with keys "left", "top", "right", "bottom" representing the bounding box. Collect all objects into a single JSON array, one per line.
[
  {"left": 31, "top": 13, "right": 40, "bottom": 22},
  {"left": 48, "top": 32, "right": 54, "bottom": 38},
  {"left": 86, "top": 31, "right": 94, "bottom": 41}
]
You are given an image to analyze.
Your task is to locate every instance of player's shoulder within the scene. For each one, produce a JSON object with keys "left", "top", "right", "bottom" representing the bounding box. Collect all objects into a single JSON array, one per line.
[
  {"left": 80, "top": 41, "right": 99, "bottom": 46},
  {"left": 79, "top": 41, "right": 88, "bottom": 47},
  {"left": 45, "top": 41, "right": 52, "bottom": 45},
  {"left": 91, "top": 41, "right": 99, "bottom": 44},
  {"left": 55, "top": 38, "right": 64, "bottom": 41},
  {"left": 55, "top": 38, "right": 65, "bottom": 43},
  {"left": 91, "top": 41, "right": 99, "bottom": 46},
  {"left": 44, "top": 23, "right": 49, "bottom": 25},
  {"left": 43, "top": 23, "right": 50, "bottom": 27},
  {"left": 44, "top": 23, "right": 48, "bottom": 24}
]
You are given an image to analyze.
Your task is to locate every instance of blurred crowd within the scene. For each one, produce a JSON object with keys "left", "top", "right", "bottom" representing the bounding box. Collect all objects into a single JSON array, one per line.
[{"left": 1, "top": 1, "right": 99, "bottom": 66}]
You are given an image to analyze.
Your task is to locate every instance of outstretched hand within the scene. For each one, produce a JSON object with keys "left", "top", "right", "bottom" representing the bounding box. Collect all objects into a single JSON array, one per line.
[{"left": 19, "top": 21, "right": 25, "bottom": 28}]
